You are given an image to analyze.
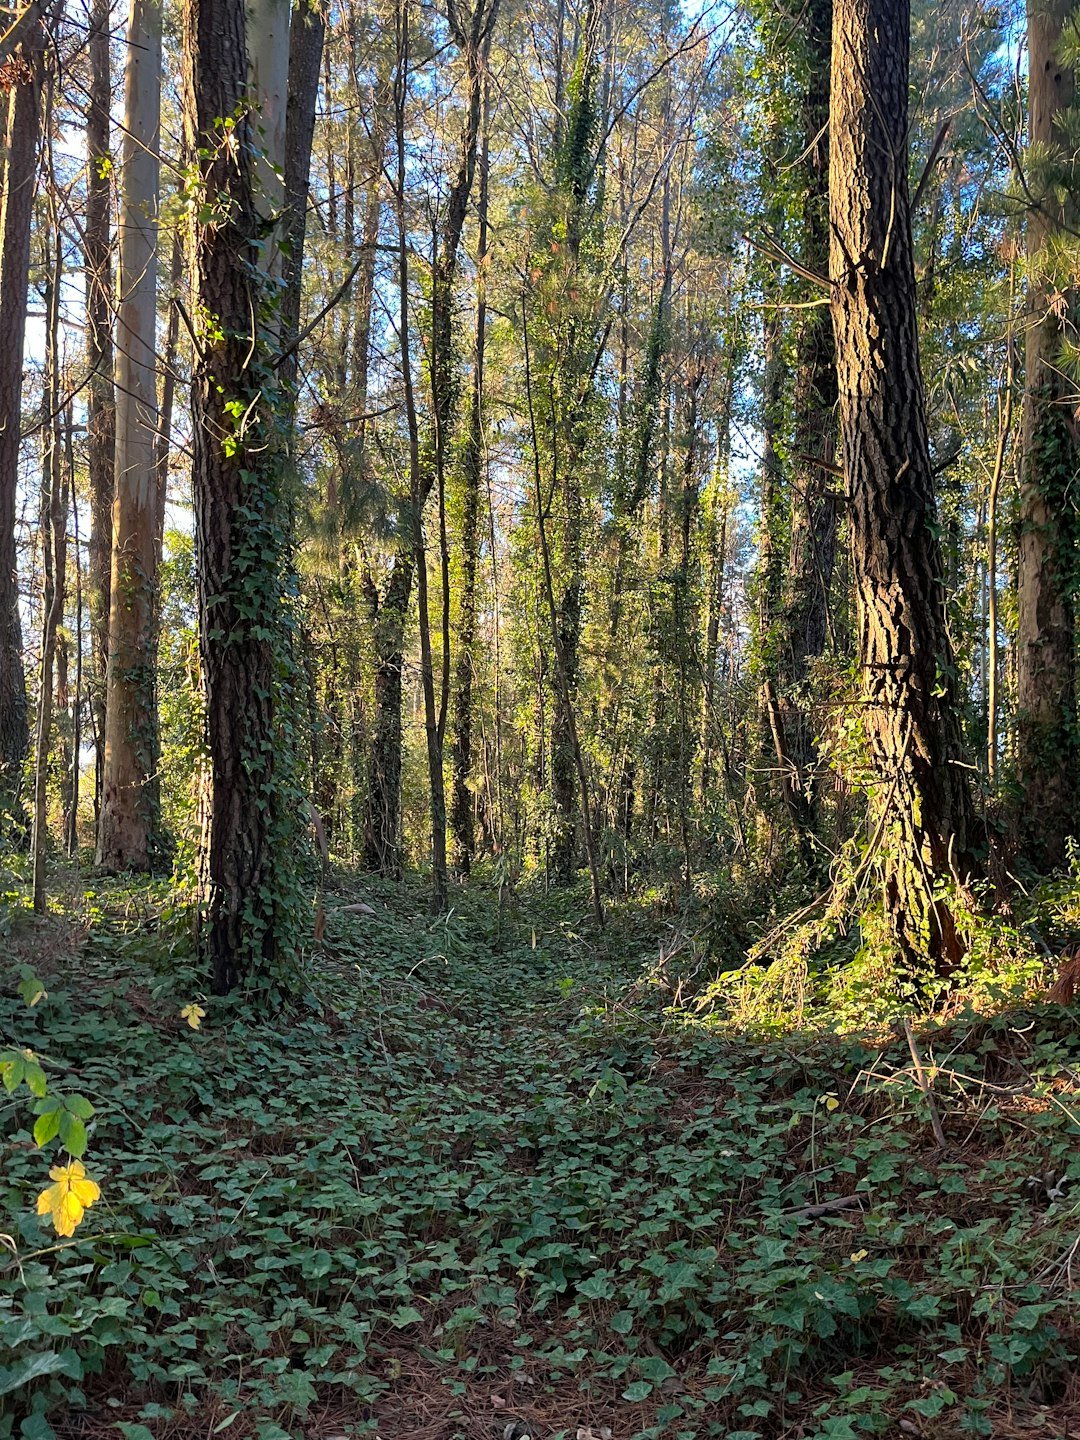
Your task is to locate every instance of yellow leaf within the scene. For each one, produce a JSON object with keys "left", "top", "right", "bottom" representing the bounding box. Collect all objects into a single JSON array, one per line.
[
  {"left": 824, "top": 1096, "right": 840, "bottom": 1112},
  {"left": 36, "top": 1161, "right": 101, "bottom": 1237},
  {"left": 180, "top": 1003, "right": 206, "bottom": 1030},
  {"left": 849, "top": 1249, "right": 868, "bottom": 1264}
]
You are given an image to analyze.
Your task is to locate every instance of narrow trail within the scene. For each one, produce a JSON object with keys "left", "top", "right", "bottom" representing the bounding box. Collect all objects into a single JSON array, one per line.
[{"left": 3, "top": 881, "right": 1080, "bottom": 1440}]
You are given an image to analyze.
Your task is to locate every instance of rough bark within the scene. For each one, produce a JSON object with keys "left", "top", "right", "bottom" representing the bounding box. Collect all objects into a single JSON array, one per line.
[
  {"left": 830, "top": 0, "right": 975, "bottom": 972},
  {"left": 98, "top": 0, "right": 163, "bottom": 871},
  {"left": 1016, "top": 0, "right": 1078, "bottom": 868},
  {"left": 183, "top": 0, "right": 297, "bottom": 992},
  {"left": 0, "top": 27, "right": 41, "bottom": 821}
]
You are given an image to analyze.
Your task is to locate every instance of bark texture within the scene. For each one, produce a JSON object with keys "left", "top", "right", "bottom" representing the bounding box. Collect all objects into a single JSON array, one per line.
[
  {"left": 830, "top": 0, "right": 975, "bottom": 970},
  {"left": 1016, "top": 0, "right": 1078, "bottom": 868},
  {"left": 183, "top": 0, "right": 297, "bottom": 991}
]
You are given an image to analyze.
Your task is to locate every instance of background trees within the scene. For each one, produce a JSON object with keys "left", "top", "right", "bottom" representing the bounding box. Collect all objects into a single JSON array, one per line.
[{"left": 3, "top": 0, "right": 1080, "bottom": 998}]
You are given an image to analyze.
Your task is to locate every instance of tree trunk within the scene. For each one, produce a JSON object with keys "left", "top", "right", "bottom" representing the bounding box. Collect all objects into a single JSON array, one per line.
[
  {"left": 85, "top": 0, "right": 116, "bottom": 819},
  {"left": 32, "top": 229, "right": 67, "bottom": 912},
  {"left": 0, "top": 25, "right": 42, "bottom": 823},
  {"left": 98, "top": 0, "right": 163, "bottom": 871},
  {"left": 361, "top": 0, "right": 497, "bottom": 889},
  {"left": 183, "top": 0, "right": 300, "bottom": 992},
  {"left": 830, "top": 0, "right": 975, "bottom": 973},
  {"left": 778, "top": 0, "right": 837, "bottom": 851},
  {"left": 362, "top": 558, "right": 411, "bottom": 876},
  {"left": 450, "top": 85, "right": 490, "bottom": 877},
  {"left": 155, "top": 230, "right": 183, "bottom": 555},
  {"left": 279, "top": 0, "right": 325, "bottom": 398},
  {"left": 1016, "top": 0, "right": 1078, "bottom": 868}
]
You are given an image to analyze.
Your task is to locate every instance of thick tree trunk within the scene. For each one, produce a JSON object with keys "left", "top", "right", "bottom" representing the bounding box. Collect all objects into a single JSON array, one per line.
[
  {"left": 85, "top": 0, "right": 116, "bottom": 817},
  {"left": 184, "top": 0, "right": 299, "bottom": 992},
  {"left": 0, "top": 28, "right": 41, "bottom": 822},
  {"left": 98, "top": 0, "right": 163, "bottom": 871},
  {"left": 1016, "top": 0, "right": 1078, "bottom": 868},
  {"left": 830, "top": 0, "right": 975, "bottom": 972}
]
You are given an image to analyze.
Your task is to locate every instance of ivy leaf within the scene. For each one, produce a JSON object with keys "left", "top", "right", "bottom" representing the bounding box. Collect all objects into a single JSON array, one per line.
[{"left": 622, "top": 1381, "right": 652, "bottom": 1402}]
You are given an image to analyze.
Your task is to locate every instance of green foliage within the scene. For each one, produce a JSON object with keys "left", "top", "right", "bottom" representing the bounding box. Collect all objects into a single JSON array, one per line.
[{"left": 2, "top": 879, "right": 1079, "bottom": 1437}]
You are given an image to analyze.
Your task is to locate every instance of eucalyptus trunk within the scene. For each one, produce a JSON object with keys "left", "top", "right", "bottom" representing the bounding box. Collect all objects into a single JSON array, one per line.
[{"left": 98, "top": 0, "right": 164, "bottom": 871}]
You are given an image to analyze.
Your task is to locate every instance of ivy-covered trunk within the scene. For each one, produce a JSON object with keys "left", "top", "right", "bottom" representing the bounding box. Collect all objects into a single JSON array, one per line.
[
  {"left": 85, "top": 0, "right": 115, "bottom": 818},
  {"left": 183, "top": 0, "right": 303, "bottom": 993},
  {"left": 0, "top": 26, "right": 41, "bottom": 823},
  {"left": 830, "top": 0, "right": 975, "bottom": 972},
  {"left": 1016, "top": 0, "right": 1078, "bottom": 869}
]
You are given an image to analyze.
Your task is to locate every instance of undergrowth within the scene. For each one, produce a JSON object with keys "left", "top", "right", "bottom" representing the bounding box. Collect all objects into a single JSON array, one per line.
[{"left": 1, "top": 874, "right": 1079, "bottom": 1439}]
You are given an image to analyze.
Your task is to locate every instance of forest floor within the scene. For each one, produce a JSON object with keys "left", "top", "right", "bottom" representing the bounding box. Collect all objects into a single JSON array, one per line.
[{"left": 3, "top": 873, "right": 1080, "bottom": 1440}]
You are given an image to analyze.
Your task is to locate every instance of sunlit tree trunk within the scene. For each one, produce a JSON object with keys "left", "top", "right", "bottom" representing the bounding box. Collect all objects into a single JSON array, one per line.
[
  {"left": 830, "top": 0, "right": 975, "bottom": 972},
  {"left": 98, "top": 0, "right": 163, "bottom": 871},
  {"left": 1016, "top": 0, "right": 1078, "bottom": 868},
  {"left": 0, "top": 24, "right": 42, "bottom": 823}
]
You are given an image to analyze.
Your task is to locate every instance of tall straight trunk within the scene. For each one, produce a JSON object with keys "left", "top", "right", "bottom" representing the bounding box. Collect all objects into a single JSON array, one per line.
[
  {"left": 778, "top": 0, "right": 837, "bottom": 849},
  {"left": 1016, "top": 0, "right": 1078, "bottom": 867},
  {"left": 394, "top": 0, "right": 448, "bottom": 912},
  {"left": 155, "top": 230, "right": 183, "bottom": 554},
  {"left": 279, "top": 0, "right": 325, "bottom": 398},
  {"left": 32, "top": 226, "right": 67, "bottom": 912},
  {"left": 450, "top": 86, "right": 490, "bottom": 876},
  {"left": 0, "top": 25, "right": 42, "bottom": 821},
  {"left": 362, "top": 0, "right": 498, "bottom": 886},
  {"left": 85, "top": 0, "right": 115, "bottom": 817},
  {"left": 362, "top": 558, "right": 411, "bottom": 876},
  {"left": 986, "top": 332, "right": 1015, "bottom": 784},
  {"left": 246, "top": 0, "right": 291, "bottom": 282},
  {"left": 98, "top": 0, "right": 164, "bottom": 871},
  {"left": 68, "top": 468, "right": 84, "bottom": 854},
  {"left": 183, "top": 0, "right": 299, "bottom": 992},
  {"left": 830, "top": 0, "right": 975, "bottom": 972}
]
